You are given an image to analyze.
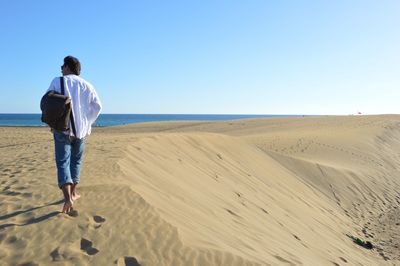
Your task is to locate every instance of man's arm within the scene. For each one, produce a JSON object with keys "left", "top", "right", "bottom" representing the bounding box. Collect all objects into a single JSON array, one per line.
[{"left": 88, "top": 89, "right": 102, "bottom": 124}]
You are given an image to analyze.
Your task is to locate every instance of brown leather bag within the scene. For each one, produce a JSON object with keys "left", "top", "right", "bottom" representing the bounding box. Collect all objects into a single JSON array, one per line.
[{"left": 40, "top": 77, "right": 76, "bottom": 135}]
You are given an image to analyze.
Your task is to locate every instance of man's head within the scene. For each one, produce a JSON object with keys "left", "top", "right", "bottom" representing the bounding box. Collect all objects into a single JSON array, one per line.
[{"left": 61, "top": 56, "right": 81, "bottom": 76}]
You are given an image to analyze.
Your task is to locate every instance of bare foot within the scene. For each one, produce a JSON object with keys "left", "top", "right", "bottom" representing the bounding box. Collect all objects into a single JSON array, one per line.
[
  {"left": 71, "top": 193, "right": 81, "bottom": 201},
  {"left": 62, "top": 199, "right": 74, "bottom": 214},
  {"left": 71, "top": 184, "right": 80, "bottom": 201}
]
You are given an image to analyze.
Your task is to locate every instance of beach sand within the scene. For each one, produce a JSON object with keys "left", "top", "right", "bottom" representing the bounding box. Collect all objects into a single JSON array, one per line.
[{"left": 0, "top": 115, "right": 400, "bottom": 265}]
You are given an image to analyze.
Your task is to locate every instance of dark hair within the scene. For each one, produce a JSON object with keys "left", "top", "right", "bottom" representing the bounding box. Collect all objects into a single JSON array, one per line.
[{"left": 63, "top": 56, "right": 81, "bottom": 75}]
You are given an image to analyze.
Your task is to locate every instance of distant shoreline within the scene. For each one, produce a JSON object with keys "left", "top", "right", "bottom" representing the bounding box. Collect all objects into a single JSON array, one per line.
[{"left": 0, "top": 113, "right": 309, "bottom": 127}]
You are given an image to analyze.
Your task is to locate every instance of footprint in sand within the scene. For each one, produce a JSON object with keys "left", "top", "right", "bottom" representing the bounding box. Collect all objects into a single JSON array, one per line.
[
  {"left": 93, "top": 215, "right": 106, "bottom": 223},
  {"left": 116, "top": 256, "right": 141, "bottom": 266},
  {"left": 80, "top": 238, "right": 99, "bottom": 255},
  {"left": 50, "top": 248, "right": 63, "bottom": 261},
  {"left": 91, "top": 215, "right": 106, "bottom": 229},
  {"left": 6, "top": 191, "right": 22, "bottom": 196},
  {"left": 68, "top": 209, "right": 79, "bottom": 217},
  {"left": 17, "top": 261, "right": 39, "bottom": 266}
]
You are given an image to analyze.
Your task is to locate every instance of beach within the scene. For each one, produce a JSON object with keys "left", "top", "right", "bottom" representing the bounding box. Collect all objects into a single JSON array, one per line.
[{"left": 1, "top": 115, "right": 400, "bottom": 265}]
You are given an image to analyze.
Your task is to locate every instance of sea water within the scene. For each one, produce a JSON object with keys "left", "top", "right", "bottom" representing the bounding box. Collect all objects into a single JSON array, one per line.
[{"left": 0, "top": 113, "right": 303, "bottom": 127}]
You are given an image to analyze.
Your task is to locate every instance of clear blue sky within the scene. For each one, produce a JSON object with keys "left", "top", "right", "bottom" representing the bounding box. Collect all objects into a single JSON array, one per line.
[{"left": 1, "top": 0, "right": 399, "bottom": 115}]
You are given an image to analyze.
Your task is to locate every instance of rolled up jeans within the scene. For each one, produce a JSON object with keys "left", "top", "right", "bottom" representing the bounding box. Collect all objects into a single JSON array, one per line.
[{"left": 53, "top": 130, "right": 85, "bottom": 188}]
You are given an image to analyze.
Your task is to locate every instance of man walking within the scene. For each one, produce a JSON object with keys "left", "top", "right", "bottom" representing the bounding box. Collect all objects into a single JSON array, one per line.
[{"left": 47, "top": 56, "right": 102, "bottom": 214}]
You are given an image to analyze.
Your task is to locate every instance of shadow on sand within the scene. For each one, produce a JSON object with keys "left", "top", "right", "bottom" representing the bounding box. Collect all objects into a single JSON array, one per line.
[{"left": 0, "top": 199, "right": 64, "bottom": 230}]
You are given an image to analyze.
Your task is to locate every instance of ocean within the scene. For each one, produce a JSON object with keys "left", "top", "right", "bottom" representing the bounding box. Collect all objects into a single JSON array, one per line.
[{"left": 0, "top": 113, "right": 302, "bottom": 127}]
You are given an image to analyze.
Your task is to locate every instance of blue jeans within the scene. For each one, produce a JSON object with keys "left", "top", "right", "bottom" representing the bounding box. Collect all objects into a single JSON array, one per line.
[{"left": 53, "top": 131, "right": 85, "bottom": 188}]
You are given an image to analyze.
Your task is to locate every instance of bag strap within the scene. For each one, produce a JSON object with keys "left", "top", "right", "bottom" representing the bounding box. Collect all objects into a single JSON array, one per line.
[
  {"left": 60, "top": 77, "right": 77, "bottom": 137},
  {"left": 60, "top": 76, "right": 65, "bottom": 95}
]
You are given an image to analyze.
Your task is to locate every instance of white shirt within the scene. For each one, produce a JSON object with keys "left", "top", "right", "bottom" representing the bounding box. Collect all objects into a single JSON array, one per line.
[{"left": 47, "top": 74, "right": 102, "bottom": 139}]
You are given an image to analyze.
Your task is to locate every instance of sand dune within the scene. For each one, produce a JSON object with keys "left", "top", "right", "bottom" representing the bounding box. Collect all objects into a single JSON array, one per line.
[{"left": 1, "top": 115, "right": 400, "bottom": 265}]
